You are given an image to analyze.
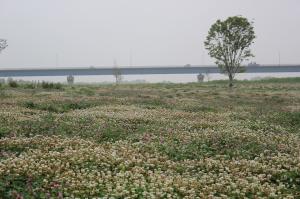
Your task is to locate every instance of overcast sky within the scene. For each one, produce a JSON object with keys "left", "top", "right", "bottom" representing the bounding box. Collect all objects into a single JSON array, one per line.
[{"left": 0, "top": 0, "right": 300, "bottom": 68}]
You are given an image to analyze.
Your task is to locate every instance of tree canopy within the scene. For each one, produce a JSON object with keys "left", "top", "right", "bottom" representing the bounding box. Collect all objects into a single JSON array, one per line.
[{"left": 204, "top": 16, "right": 256, "bottom": 87}]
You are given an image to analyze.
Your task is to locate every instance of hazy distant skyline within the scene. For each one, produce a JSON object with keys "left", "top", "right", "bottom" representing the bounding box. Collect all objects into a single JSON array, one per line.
[{"left": 1, "top": 0, "right": 300, "bottom": 68}]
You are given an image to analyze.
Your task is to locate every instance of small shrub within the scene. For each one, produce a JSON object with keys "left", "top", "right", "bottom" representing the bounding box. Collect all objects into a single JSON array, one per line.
[
  {"left": 41, "top": 81, "right": 52, "bottom": 89},
  {"left": 54, "top": 83, "right": 62, "bottom": 89},
  {"left": 8, "top": 80, "right": 18, "bottom": 88},
  {"left": 24, "top": 101, "right": 36, "bottom": 109},
  {"left": 41, "top": 82, "right": 62, "bottom": 90}
]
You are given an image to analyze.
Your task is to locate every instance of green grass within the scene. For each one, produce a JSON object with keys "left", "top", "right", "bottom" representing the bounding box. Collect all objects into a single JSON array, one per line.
[{"left": 1, "top": 78, "right": 300, "bottom": 198}]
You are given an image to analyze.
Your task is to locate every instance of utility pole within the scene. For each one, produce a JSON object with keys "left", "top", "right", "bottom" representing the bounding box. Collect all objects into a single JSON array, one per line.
[{"left": 278, "top": 51, "right": 281, "bottom": 66}]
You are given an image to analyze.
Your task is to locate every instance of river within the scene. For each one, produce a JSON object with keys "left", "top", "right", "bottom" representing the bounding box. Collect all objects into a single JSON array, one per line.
[{"left": 2, "top": 73, "right": 300, "bottom": 84}]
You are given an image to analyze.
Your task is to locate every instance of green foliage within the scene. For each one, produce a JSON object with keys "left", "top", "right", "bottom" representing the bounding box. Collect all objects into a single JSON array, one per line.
[
  {"left": 0, "top": 126, "right": 10, "bottom": 138},
  {"left": 8, "top": 80, "right": 18, "bottom": 88},
  {"left": 41, "top": 81, "right": 62, "bottom": 89},
  {"left": 271, "top": 171, "right": 300, "bottom": 192},
  {"left": 158, "top": 131, "right": 277, "bottom": 161},
  {"left": 1, "top": 80, "right": 300, "bottom": 197},
  {"left": 252, "top": 77, "right": 300, "bottom": 84},
  {"left": 271, "top": 111, "right": 300, "bottom": 133},
  {"left": 77, "top": 87, "right": 96, "bottom": 96},
  {"left": 23, "top": 100, "right": 100, "bottom": 113},
  {"left": 205, "top": 16, "right": 256, "bottom": 87},
  {"left": 23, "top": 82, "right": 37, "bottom": 89},
  {"left": 0, "top": 174, "right": 64, "bottom": 198},
  {"left": 158, "top": 140, "right": 216, "bottom": 161}
]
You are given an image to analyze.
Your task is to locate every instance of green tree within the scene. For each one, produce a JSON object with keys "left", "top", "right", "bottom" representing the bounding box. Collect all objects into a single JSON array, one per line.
[{"left": 204, "top": 16, "right": 256, "bottom": 87}]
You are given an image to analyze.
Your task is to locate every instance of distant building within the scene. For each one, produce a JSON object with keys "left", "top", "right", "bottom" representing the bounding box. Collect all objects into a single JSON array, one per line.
[
  {"left": 184, "top": 64, "right": 191, "bottom": 67},
  {"left": 248, "top": 62, "right": 260, "bottom": 67}
]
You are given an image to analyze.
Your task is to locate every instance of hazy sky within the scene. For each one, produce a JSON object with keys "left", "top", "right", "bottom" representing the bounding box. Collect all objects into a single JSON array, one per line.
[{"left": 0, "top": 0, "right": 300, "bottom": 68}]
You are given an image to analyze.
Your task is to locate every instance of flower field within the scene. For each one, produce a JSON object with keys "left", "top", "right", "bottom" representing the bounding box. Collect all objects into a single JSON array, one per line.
[{"left": 0, "top": 79, "right": 300, "bottom": 198}]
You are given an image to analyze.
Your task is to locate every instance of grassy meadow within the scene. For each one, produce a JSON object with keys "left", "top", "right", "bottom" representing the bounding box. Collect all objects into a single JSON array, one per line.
[{"left": 0, "top": 78, "right": 300, "bottom": 198}]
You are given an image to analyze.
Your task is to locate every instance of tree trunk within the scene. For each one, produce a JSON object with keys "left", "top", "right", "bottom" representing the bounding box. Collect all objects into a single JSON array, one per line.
[{"left": 228, "top": 73, "right": 233, "bottom": 88}]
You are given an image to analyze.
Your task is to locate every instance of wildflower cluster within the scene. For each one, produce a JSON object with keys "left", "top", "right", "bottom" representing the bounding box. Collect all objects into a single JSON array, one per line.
[{"left": 0, "top": 81, "right": 300, "bottom": 198}]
